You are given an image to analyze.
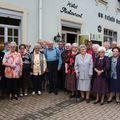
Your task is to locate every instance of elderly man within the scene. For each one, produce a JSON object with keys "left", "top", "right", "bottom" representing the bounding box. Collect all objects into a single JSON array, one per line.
[
  {"left": 103, "top": 41, "right": 113, "bottom": 57},
  {"left": 111, "top": 40, "right": 117, "bottom": 49},
  {"left": 45, "top": 41, "right": 62, "bottom": 95},
  {"left": 87, "top": 41, "right": 93, "bottom": 55}
]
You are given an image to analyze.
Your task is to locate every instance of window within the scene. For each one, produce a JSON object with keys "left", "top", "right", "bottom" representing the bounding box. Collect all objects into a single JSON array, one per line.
[
  {"left": 104, "top": 28, "right": 117, "bottom": 44},
  {"left": 0, "top": 26, "right": 20, "bottom": 51},
  {"left": 0, "top": 17, "right": 21, "bottom": 51},
  {"left": 8, "top": 28, "right": 19, "bottom": 45},
  {"left": 0, "top": 27, "right": 5, "bottom": 51}
]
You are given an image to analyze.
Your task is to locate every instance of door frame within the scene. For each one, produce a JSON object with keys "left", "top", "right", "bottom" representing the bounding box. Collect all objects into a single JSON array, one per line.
[{"left": 62, "top": 30, "right": 80, "bottom": 43}]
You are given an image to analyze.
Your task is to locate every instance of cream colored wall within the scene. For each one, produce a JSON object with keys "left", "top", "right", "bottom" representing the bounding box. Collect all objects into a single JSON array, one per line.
[
  {"left": 0, "top": 0, "right": 39, "bottom": 49},
  {"left": 0, "top": 2, "right": 28, "bottom": 44}
]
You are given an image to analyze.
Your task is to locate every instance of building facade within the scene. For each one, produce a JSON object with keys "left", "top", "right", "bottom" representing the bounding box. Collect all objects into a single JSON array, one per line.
[
  {"left": 0, "top": 0, "right": 120, "bottom": 50},
  {"left": 42, "top": 0, "right": 120, "bottom": 45}
]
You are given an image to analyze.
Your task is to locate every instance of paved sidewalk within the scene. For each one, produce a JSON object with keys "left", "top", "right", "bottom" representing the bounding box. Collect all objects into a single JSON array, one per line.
[{"left": 0, "top": 92, "right": 120, "bottom": 120}]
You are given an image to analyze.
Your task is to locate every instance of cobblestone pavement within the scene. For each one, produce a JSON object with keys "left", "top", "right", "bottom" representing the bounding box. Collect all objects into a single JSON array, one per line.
[{"left": 0, "top": 92, "right": 120, "bottom": 120}]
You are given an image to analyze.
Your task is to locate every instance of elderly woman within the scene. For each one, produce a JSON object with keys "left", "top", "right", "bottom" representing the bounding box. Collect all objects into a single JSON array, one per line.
[
  {"left": 91, "top": 44, "right": 100, "bottom": 91},
  {"left": 30, "top": 43, "right": 47, "bottom": 95},
  {"left": 65, "top": 43, "right": 79, "bottom": 98},
  {"left": 61, "top": 43, "right": 71, "bottom": 91},
  {"left": 19, "top": 44, "right": 31, "bottom": 96},
  {"left": 92, "top": 44, "right": 100, "bottom": 64},
  {"left": 2, "top": 42, "right": 23, "bottom": 100},
  {"left": 75, "top": 44, "right": 93, "bottom": 103},
  {"left": 107, "top": 47, "right": 120, "bottom": 104},
  {"left": 92, "top": 47, "right": 110, "bottom": 105}
]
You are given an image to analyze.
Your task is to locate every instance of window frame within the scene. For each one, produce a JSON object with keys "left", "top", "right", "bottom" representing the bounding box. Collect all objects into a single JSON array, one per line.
[
  {"left": 103, "top": 28, "right": 117, "bottom": 44},
  {"left": 0, "top": 24, "right": 21, "bottom": 50}
]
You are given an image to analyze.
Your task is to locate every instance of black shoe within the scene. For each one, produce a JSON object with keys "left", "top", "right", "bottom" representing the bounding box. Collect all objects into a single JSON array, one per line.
[
  {"left": 9, "top": 96, "right": 13, "bottom": 100},
  {"left": 93, "top": 100, "right": 100, "bottom": 104},
  {"left": 86, "top": 99, "right": 90, "bottom": 103},
  {"left": 116, "top": 101, "right": 120, "bottom": 104},
  {"left": 54, "top": 90, "right": 58, "bottom": 95},
  {"left": 48, "top": 90, "right": 53, "bottom": 93},
  {"left": 100, "top": 102, "right": 104, "bottom": 105},
  {"left": 14, "top": 96, "right": 18, "bottom": 100},
  {"left": 107, "top": 100, "right": 112, "bottom": 104}
]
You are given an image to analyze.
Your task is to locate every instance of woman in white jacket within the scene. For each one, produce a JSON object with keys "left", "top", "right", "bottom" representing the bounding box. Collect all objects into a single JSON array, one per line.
[{"left": 75, "top": 44, "right": 93, "bottom": 103}]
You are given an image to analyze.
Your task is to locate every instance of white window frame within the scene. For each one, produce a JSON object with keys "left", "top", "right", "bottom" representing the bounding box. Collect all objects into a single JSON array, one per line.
[
  {"left": 104, "top": 28, "right": 117, "bottom": 43},
  {"left": 0, "top": 24, "right": 21, "bottom": 45}
]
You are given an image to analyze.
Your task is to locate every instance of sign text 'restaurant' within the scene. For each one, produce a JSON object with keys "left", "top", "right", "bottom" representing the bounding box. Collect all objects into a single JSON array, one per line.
[{"left": 60, "top": 1, "right": 83, "bottom": 18}]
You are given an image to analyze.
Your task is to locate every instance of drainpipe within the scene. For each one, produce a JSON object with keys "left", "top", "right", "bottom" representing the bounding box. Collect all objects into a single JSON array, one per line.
[{"left": 38, "top": 0, "right": 42, "bottom": 40}]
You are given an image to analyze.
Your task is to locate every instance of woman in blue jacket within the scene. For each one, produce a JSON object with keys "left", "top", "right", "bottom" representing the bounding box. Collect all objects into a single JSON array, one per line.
[{"left": 107, "top": 47, "right": 120, "bottom": 104}]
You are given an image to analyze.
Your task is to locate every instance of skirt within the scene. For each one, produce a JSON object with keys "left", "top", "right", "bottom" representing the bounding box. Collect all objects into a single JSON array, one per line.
[
  {"left": 65, "top": 74, "right": 76, "bottom": 92},
  {"left": 19, "top": 72, "right": 32, "bottom": 90},
  {"left": 109, "top": 78, "right": 120, "bottom": 92},
  {"left": 77, "top": 79, "right": 91, "bottom": 91},
  {"left": 92, "top": 76, "right": 109, "bottom": 94}
]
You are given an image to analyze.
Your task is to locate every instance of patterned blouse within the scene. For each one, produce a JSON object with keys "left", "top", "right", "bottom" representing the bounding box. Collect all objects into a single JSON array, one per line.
[
  {"left": 3, "top": 51, "right": 23, "bottom": 79},
  {"left": 65, "top": 50, "right": 78, "bottom": 75}
]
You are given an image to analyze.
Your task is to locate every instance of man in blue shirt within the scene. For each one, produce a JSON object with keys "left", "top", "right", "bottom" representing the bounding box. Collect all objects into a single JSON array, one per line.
[{"left": 45, "top": 41, "right": 62, "bottom": 95}]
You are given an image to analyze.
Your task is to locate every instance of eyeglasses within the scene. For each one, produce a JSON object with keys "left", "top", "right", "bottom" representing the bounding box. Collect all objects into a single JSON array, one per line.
[
  {"left": 11, "top": 46, "right": 16, "bottom": 48},
  {"left": 35, "top": 48, "right": 40, "bottom": 49}
]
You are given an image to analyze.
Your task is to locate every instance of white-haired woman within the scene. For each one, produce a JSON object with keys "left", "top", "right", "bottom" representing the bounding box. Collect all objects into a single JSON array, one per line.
[
  {"left": 61, "top": 43, "right": 71, "bottom": 91},
  {"left": 65, "top": 43, "right": 79, "bottom": 98},
  {"left": 2, "top": 42, "right": 23, "bottom": 100},
  {"left": 75, "top": 44, "right": 93, "bottom": 103},
  {"left": 92, "top": 47, "right": 110, "bottom": 105},
  {"left": 92, "top": 44, "right": 100, "bottom": 64},
  {"left": 30, "top": 43, "right": 47, "bottom": 95},
  {"left": 91, "top": 44, "right": 100, "bottom": 98}
]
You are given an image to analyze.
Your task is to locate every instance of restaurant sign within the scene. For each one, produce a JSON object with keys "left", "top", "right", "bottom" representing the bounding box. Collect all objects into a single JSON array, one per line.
[{"left": 60, "top": 1, "right": 83, "bottom": 18}]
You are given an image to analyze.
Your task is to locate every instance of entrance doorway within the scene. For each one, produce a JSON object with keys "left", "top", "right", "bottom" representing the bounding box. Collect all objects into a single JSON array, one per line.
[
  {"left": 67, "top": 33, "right": 77, "bottom": 44},
  {"left": 61, "top": 21, "right": 81, "bottom": 44}
]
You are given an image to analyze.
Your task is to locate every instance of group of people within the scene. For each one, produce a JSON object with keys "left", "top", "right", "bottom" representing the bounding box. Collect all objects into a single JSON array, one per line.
[
  {"left": 0, "top": 40, "right": 120, "bottom": 106},
  {"left": 64, "top": 40, "right": 120, "bottom": 105}
]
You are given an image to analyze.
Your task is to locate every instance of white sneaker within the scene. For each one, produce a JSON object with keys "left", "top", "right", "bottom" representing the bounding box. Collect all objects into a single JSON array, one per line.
[
  {"left": 24, "top": 93, "right": 28, "bottom": 96},
  {"left": 20, "top": 93, "right": 23, "bottom": 97},
  {"left": 32, "top": 91, "right": 35, "bottom": 95},
  {"left": 38, "top": 91, "right": 42, "bottom": 95}
]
